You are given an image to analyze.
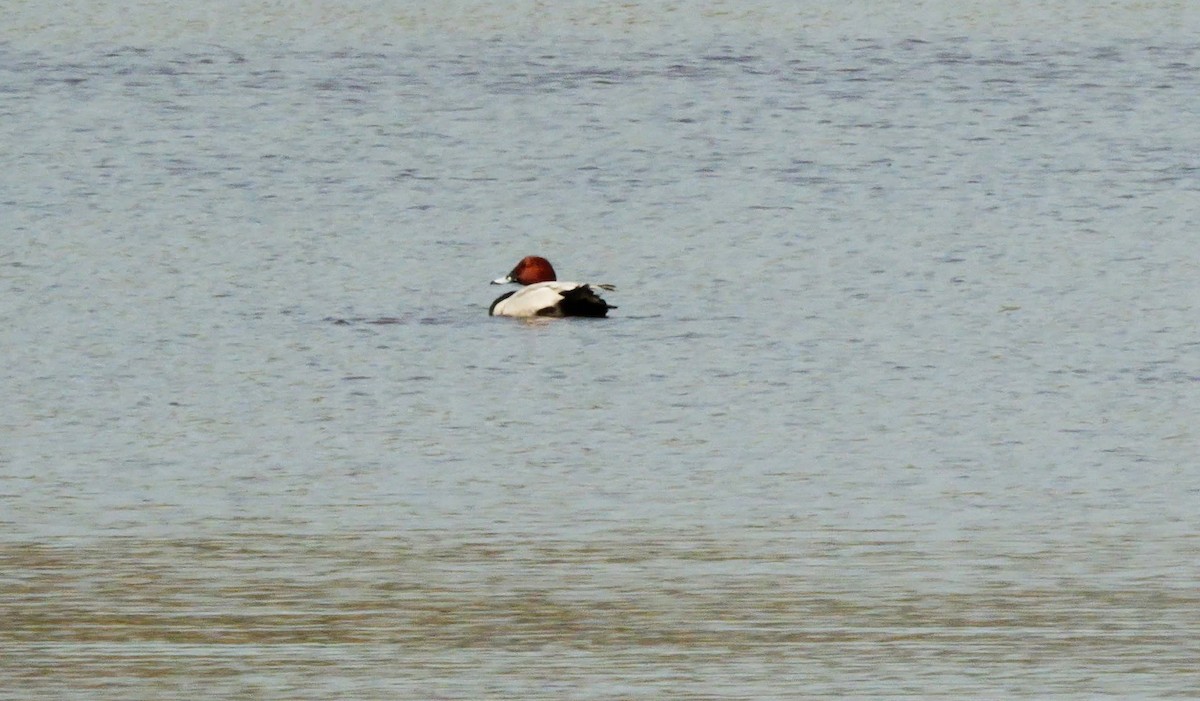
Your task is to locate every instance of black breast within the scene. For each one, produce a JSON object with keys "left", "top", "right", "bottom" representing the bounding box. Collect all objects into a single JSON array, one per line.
[{"left": 488, "top": 290, "right": 517, "bottom": 316}]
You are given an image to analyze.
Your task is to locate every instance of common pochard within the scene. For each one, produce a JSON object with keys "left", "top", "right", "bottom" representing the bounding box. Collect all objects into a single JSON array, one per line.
[{"left": 489, "top": 256, "right": 616, "bottom": 318}]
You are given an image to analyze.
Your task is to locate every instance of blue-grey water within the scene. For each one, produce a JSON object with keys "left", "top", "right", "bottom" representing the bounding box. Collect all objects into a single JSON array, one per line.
[{"left": 3, "top": 3, "right": 1199, "bottom": 698}]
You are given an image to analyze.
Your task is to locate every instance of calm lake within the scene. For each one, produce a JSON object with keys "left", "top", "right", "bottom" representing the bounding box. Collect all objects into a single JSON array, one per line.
[{"left": 3, "top": 2, "right": 1199, "bottom": 698}]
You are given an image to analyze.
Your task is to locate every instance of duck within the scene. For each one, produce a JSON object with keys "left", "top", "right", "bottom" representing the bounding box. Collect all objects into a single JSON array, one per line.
[{"left": 489, "top": 256, "right": 616, "bottom": 318}]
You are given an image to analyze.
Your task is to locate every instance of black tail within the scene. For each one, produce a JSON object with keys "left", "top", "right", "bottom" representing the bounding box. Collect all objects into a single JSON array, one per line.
[{"left": 554, "top": 285, "right": 616, "bottom": 318}]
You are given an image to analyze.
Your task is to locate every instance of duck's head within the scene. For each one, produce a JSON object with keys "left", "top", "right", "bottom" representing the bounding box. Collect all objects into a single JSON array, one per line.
[{"left": 491, "top": 256, "right": 557, "bottom": 286}]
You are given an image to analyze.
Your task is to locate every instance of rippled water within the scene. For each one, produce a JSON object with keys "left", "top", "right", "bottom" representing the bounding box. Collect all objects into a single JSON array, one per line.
[
  {"left": 3, "top": 3, "right": 1200, "bottom": 698},
  {"left": 7, "top": 534, "right": 1198, "bottom": 698}
]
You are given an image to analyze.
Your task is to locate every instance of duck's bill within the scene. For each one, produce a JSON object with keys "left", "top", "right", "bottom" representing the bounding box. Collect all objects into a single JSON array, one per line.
[{"left": 491, "top": 276, "right": 514, "bottom": 285}]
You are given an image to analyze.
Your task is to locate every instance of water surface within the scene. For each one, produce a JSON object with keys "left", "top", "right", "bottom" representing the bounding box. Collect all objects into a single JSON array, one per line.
[{"left": 3, "top": 3, "right": 1199, "bottom": 698}]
